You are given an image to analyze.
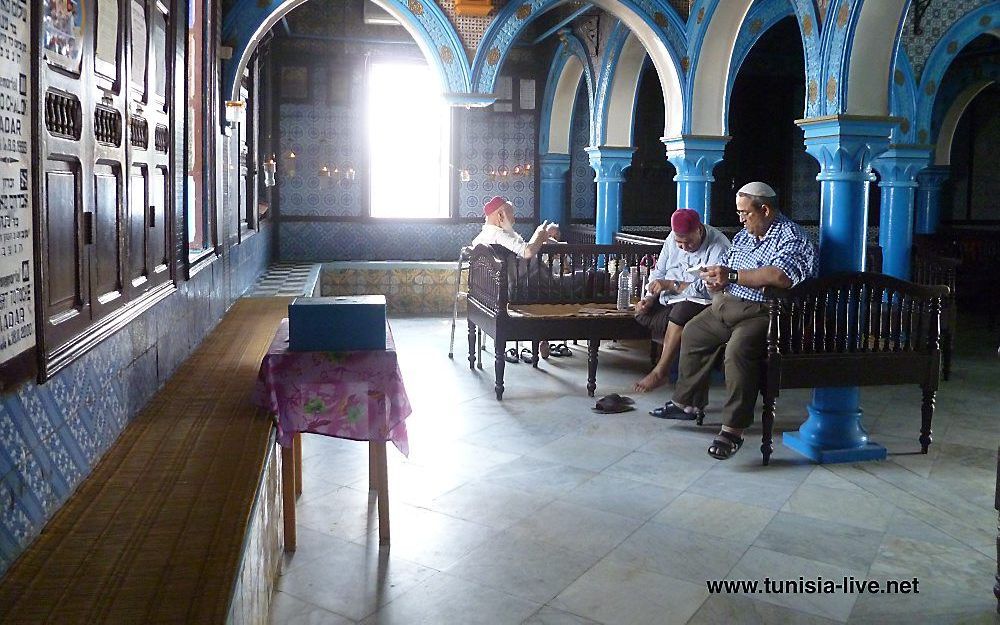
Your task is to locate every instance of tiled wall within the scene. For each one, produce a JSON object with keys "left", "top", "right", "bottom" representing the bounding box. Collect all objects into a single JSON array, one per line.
[
  {"left": 0, "top": 224, "right": 272, "bottom": 575},
  {"left": 320, "top": 261, "right": 461, "bottom": 314},
  {"left": 456, "top": 109, "right": 537, "bottom": 220},
  {"left": 570, "top": 82, "right": 595, "bottom": 222},
  {"left": 901, "top": 0, "right": 994, "bottom": 79}
]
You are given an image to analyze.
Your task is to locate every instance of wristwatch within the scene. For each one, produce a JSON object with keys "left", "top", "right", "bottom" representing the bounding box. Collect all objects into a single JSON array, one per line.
[
  {"left": 727, "top": 269, "right": 739, "bottom": 284},
  {"left": 672, "top": 280, "right": 681, "bottom": 292}
]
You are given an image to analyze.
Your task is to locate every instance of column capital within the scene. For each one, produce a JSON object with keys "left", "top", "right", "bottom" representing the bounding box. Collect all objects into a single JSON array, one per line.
[
  {"left": 538, "top": 153, "right": 572, "bottom": 179},
  {"left": 661, "top": 135, "right": 729, "bottom": 183},
  {"left": 873, "top": 146, "right": 932, "bottom": 187},
  {"left": 796, "top": 116, "right": 898, "bottom": 181},
  {"left": 585, "top": 146, "right": 635, "bottom": 183},
  {"left": 917, "top": 165, "right": 950, "bottom": 187}
]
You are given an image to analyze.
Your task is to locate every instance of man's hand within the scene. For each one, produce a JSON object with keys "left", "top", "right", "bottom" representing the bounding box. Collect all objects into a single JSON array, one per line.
[
  {"left": 635, "top": 296, "right": 655, "bottom": 316},
  {"left": 648, "top": 279, "right": 671, "bottom": 295},
  {"left": 701, "top": 265, "right": 731, "bottom": 293}
]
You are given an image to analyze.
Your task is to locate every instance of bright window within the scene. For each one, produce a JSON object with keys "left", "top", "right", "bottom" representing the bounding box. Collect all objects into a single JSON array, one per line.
[{"left": 368, "top": 62, "right": 451, "bottom": 218}]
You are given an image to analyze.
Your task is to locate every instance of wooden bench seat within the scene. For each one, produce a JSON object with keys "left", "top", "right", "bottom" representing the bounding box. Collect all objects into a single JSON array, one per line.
[{"left": 0, "top": 298, "right": 290, "bottom": 624}]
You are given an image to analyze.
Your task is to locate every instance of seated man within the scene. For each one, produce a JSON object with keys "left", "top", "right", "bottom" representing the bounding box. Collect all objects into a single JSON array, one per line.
[
  {"left": 653, "top": 182, "right": 818, "bottom": 460},
  {"left": 472, "top": 196, "right": 560, "bottom": 360},
  {"left": 471, "top": 196, "right": 560, "bottom": 259},
  {"left": 635, "top": 208, "right": 730, "bottom": 392}
]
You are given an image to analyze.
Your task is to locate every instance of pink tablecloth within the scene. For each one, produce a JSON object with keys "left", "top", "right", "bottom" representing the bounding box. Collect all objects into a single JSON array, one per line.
[{"left": 253, "top": 319, "right": 411, "bottom": 456}]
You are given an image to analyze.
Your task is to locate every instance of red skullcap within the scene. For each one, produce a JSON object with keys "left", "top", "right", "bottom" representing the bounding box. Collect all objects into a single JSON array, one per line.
[
  {"left": 484, "top": 196, "right": 509, "bottom": 216},
  {"left": 670, "top": 208, "right": 701, "bottom": 235}
]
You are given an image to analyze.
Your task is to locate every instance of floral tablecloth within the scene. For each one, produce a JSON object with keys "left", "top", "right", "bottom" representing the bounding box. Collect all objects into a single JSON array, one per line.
[{"left": 253, "top": 319, "right": 411, "bottom": 455}]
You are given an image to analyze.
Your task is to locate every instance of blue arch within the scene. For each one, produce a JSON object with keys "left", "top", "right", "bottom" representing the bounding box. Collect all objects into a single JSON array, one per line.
[
  {"left": 914, "top": 4, "right": 1000, "bottom": 146},
  {"left": 888, "top": 48, "right": 918, "bottom": 144},
  {"left": 221, "top": 0, "right": 472, "bottom": 105},
  {"left": 723, "top": 0, "right": 822, "bottom": 126},
  {"left": 470, "top": 0, "right": 686, "bottom": 100},
  {"left": 538, "top": 31, "right": 595, "bottom": 154},
  {"left": 592, "top": 21, "right": 633, "bottom": 145}
]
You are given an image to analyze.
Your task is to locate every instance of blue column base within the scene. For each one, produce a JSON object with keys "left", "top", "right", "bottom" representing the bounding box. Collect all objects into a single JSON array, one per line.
[{"left": 782, "top": 432, "right": 887, "bottom": 463}]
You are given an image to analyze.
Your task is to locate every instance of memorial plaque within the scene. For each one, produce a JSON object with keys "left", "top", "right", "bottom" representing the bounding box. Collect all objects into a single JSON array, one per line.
[
  {"left": 0, "top": 0, "right": 33, "bottom": 365},
  {"left": 43, "top": 0, "right": 84, "bottom": 72}
]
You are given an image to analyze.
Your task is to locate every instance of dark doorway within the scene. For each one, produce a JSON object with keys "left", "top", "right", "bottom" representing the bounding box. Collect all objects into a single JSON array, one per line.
[
  {"left": 621, "top": 59, "right": 677, "bottom": 227},
  {"left": 712, "top": 16, "right": 819, "bottom": 228}
]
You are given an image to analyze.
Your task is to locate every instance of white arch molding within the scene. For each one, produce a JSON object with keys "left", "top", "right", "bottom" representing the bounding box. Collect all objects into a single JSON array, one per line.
[
  {"left": 547, "top": 57, "right": 586, "bottom": 154},
  {"left": 935, "top": 80, "right": 995, "bottom": 166},
  {"left": 687, "top": 0, "right": 754, "bottom": 135},
  {"left": 588, "top": 0, "right": 683, "bottom": 140},
  {"left": 604, "top": 32, "right": 651, "bottom": 146},
  {"left": 846, "top": 0, "right": 907, "bottom": 114}
]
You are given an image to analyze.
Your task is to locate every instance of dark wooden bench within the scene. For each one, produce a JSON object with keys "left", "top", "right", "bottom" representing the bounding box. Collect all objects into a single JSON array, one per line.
[
  {"left": 466, "top": 243, "right": 661, "bottom": 400},
  {"left": 758, "top": 272, "right": 948, "bottom": 465}
]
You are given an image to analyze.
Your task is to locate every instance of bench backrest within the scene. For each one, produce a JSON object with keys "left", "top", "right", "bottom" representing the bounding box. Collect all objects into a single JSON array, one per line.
[{"left": 467, "top": 243, "right": 662, "bottom": 309}]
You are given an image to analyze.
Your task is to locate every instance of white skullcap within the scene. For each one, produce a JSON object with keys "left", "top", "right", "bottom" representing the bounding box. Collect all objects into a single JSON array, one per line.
[{"left": 737, "top": 182, "right": 777, "bottom": 197}]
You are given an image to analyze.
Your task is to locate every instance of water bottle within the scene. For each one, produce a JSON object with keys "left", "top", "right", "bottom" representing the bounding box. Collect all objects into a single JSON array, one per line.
[
  {"left": 617, "top": 264, "right": 631, "bottom": 310},
  {"left": 552, "top": 255, "right": 561, "bottom": 277}
]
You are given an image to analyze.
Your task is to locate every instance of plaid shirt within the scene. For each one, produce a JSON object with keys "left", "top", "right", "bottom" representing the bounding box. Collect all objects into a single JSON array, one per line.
[{"left": 723, "top": 213, "right": 818, "bottom": 302}]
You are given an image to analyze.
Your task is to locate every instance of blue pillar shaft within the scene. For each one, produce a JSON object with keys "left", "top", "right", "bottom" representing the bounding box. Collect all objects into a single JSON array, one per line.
[
  {"left": 879, "top": 183, "right": 916, "bottom": 280},
  {"left": 675, "top": 179, "right": 712, "bottom": 221},
  {"left": 818, "top": 175, "right": 869, "bottom": 273},
  {"left": 538, "top": 154, "right": 572, "bottom": 225},
  {"left": 914, "top": 167, "right": 948, "bottom": 235},
  {"left": 595, "top": 181, "right": 622, "bottom": 243},
  {"left": 663, "top": 136, "right": 729, "bottom": 225}
]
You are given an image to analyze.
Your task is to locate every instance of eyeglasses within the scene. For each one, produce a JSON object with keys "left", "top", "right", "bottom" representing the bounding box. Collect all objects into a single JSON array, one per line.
[{"left": 736, "top": 208, "right": 756, "bottom": 219}]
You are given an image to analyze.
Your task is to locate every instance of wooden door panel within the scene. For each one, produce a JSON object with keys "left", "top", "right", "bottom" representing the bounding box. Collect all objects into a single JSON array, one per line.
[
  {"left": 41, "top": 160, "right": 89, "bottom": 349},
  {"left": 128, "top": 165, "right": 148, "bottom": 287},
  {"left": 92, "top": 164, "right": 124, "bottom": 310},
  {"left": 149, "top": 166, "right": 168, "bottom": 275}
]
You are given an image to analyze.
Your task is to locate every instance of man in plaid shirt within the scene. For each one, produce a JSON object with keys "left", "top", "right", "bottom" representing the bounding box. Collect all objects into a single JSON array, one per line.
[{"left": 649, "top": 182, "right": 818, "bottom": 460}]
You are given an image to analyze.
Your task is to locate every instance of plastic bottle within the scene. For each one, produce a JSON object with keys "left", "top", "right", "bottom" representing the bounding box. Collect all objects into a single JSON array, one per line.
[
  {"left": 617, "top": 264, "right": 631, "bottom": 310},
  {"left": 630, "top": 266, "right": 640, "bottom": 303}
]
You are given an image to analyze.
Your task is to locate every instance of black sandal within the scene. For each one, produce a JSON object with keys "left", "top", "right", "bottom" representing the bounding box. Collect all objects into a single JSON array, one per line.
[
  {"left": 504, "top": 348, "right": 520, "bottom": 364},
  {"left": 519, "top": 347, "right": 535, "bottom": 363},
  {"left": 707, "top": 430, "right": 744, "bottom": 460}
]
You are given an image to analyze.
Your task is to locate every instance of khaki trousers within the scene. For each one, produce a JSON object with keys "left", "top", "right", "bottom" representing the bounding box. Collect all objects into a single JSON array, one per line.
[{"left": 671, "top": 293, "right": 770, "bottom": 429}]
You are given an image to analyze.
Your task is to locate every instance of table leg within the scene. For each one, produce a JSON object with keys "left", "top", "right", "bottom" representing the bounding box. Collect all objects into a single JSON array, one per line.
[
  {"left": 370, "top": 440, "right": 390, "bottom": 545},
  {"left": 281, "top": 443, "right": 297, "bottom": 552},
  {"left": 587, "top": 339, "right": 599, "bottom": 397},
  {"left": 293, "top": 432, "right": 303, "bottom": 497}
]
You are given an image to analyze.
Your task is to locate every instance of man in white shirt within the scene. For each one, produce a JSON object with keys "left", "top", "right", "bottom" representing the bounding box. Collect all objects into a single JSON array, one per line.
[
  {"left": 471, "top": 196, "right": 561, "bottom": 361},
  {"left": 471, "top": 196, "right": 560, "bottom": 258},
  {"left": 634, "top": 209, "right": 731, "bottom": 392}
]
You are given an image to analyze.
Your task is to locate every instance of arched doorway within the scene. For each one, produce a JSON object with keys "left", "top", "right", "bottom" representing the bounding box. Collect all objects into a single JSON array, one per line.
[
  {"left": 711, "top": 16, "right": 813, "bottom": 228},
  {"left": 621, "top": 60, "right": 676, "bottom": 227}
]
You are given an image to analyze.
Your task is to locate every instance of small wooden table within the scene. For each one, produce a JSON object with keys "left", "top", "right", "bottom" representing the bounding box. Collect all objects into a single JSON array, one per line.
[{"left": 254, "top": 320, "right": 411, "bottom": 549}]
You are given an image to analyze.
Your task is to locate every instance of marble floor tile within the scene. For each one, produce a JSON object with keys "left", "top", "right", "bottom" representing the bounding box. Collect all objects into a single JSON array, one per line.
[
  {"left": 726, "top": 547, "right": 866, "bottom": 622},
  {"left": 507, "top": 499, "right": 645, "bottom": 558},
  {"left": 753, "top": 512, "right": 884, "bottom": 572},
  {"left": 781, "top": 483, "right": 898, "bottom": 532},
  {"left": 847, "top": 574, "right": 998, "bottom": 625},
  {"left": 425, "top": 480, "right": 553, "bottom": 530},
  {"left": 527, "top": 434, "right": 633, "bottom": 472},
  {"left": 557, "top": 473, "right": 683, "bottom": 521},
  {"left": 552, "top": 558, "right": 708, "bottom": 625},
  {"left": 268, "top": 591, "right": 356, "bottom": 625},
  {"left": 359, "top": 572, "right": 541, "bottom": 625},
  {"left": 276, "top": 538, "right": 436, "bottom": 621},
  {"left": 687, "top": 466, "right": 804, "bottom": 511},
  {"left": 603, "top": 449, "right": 714, "bottom": 490},
  {"left": 522, "top": 606, "right": 602, "bottom": 625},
  {"left": 445, "top": 530, "right": 601, "bottom": 603},
  {"left": 295, "top": 486, "right": 381, "bottom": 543},
  {"left": 481, "top": 456, "right": 597, "bottom": 498},
  {"left": 606, "top": 522, "right": 749, "bottom": 582},
  {"left": 687, "top": 594, "right": 842, "bottom": 625},
  {"left": 868, "top": 535, "right": 997, "bottom": 596},
  {"left": 652, "top": 492, "right": 778, "bottom": 545}
]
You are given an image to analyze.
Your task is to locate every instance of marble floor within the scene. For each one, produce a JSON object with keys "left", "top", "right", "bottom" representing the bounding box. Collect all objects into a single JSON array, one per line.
[{"left": 268, "top": 315, "right": 1000, "bottom": 625}]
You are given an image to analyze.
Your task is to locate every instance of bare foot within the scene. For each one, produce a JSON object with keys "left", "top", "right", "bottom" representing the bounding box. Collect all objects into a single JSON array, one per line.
[{"left": 634, "top": 369, "right": 668, "bottom": 392}]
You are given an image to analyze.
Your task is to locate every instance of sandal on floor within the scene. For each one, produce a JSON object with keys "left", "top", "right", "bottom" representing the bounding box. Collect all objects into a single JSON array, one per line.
[
  {"left": 649, "top": 401, "right": 701, "bottom": 421},
  {"left": 504, "top": 348, "right": 520, "bottom": 364},
  {"left": 602, "top": 393, "right": 634, "bottom": 405},
  {"left": 592, "top": 395, "right": 636, "bottom": 414},
  {"left": 551, "top": 343, "right": 572, "bottom": 357},
  {"left": 519, "top": 347, "right": 535, "bottom": 363},
  {"left": 707, "top": 431, "right": 744, "bottom": 460}
]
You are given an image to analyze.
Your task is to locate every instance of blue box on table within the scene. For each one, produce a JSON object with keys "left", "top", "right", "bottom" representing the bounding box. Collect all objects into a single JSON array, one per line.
[{"left": 288, "top": 295, "right": 387, "bottom": 352}]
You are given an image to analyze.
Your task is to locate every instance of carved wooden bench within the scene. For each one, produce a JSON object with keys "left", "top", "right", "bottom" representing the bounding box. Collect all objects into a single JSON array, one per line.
[
  {"left": 466, "top": 243, "right": 661, "bottom": 400},
  {"left": 758, "top": 272, "right": 949, "bottom": 465}
]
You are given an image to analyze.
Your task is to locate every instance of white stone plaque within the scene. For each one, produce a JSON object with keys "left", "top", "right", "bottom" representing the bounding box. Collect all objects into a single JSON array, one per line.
[{"left": 0, "top": 0, "right": 33, "bottom": 365}]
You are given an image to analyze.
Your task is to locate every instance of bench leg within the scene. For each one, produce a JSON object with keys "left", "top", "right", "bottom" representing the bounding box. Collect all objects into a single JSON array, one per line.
[
  {"left": 920, "top": 387, "right": 935, "bottom": 453},
  {"left": 587, "top": 340, "right": 598, "bottom": 397},
  {"left": 495, "top": 341, "right": 506, "bottom": 400},
  {"left": 942, "top": 328, "right": 953, "bottom": 381},
  {"left": 468, "top": 321, "right": 477, "bottom": 370},
  {"left": 370, "top": 441, "right": 390, "bottom": 545},
  {"left": 761, "top": 393, "right": 776, "bottom": 466},
  {"left": 477, "top": 328, "right": 483, "bottom": 369},
  {"left": 531, "top": 340, "right": 540, "bottom": 368},
  {"left": 281, "top": 444, "right": 297, "bottom": 552}
]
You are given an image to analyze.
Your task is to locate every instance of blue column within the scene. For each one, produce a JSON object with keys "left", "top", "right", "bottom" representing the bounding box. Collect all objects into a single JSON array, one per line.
[
  {"left": 787, "top": 116, "right": 896, "bottom": 464},
  {"left": 914, "top": 166, "right": 949, "bottom": 234},
  {"left": 585, "top": 146, "right": 635, "bottom": 244},
  {"left": 873, "top": 147, "right": 929, "bottom": 280},
  {"left": 538, "top": 153, "right": 572, "bottom": 224},
  {"left": 662, "top": 135, "right": 729, "bottom": 223}
]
